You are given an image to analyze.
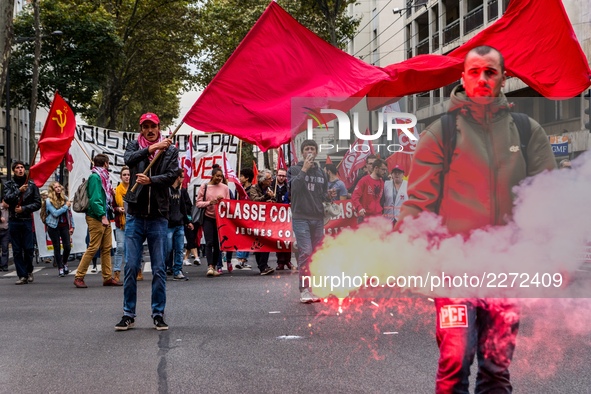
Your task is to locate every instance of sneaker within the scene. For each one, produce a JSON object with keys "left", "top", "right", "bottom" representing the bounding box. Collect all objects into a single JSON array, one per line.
[
  {"left": 227, "top": 262, "right": 233, "bottom": 273},
  {"left": 235, "top": 262, "right": 243, "bottom": 270},
  {"left": 300, "top": 289, "right": 320, "bottom": 304},
  {"left": 63, "top": 265, "right": 69, "bottom": 275},
  {"left": 217, "top": 268, "right": 223, "bottom": 274},
  {"left": 103, "top": 278, "right": 123, "bottom": 286},
  {"left": 276, "top": 264, "right": 284, "bottom": 271},
  {"left": 193, "top": 259, "right": 201, "bottom": 266},
  {"left": 15, "top": 277, "right": 28, "bottom": 285},
  {"left": 115, "top": 316, "right": 135, "bottom": 331},
  {"left": 90, "top": 266, "right": 97, "bottom": 273},
  {"left": 173, "top": 273, "right": 188, "bottom": 281},
  {"left": 260, "top": 267, "right": 275, "bottom": 276},
  {"left": 0, "top": 266, "right": 8, "bottom": 272},
  {"left": 74, "top": 278, "right": 88, "bottom": 288},
  {"left": 153, "top": 315, "right": 169, "bottom": 331},
  {"left": 27, "top": 273, "right": 34, "bottom": 283},
  {"left": 206, "top": 267, "right": 221, "bottom": 277},
  {"left": 166, "top": 269, "right": 173, "bottom": 276},
  {"left": 183, "top": 259, "right": 192, "bottom": 266},
  {"left": 59, "top": 269, "right": 65, "bottom": 277},
  {"left": 242, "top": 263, "right": 252, "bottom": 269}
]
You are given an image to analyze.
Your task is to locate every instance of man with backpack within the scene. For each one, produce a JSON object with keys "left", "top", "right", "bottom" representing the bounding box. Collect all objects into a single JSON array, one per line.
[
  {"left": 73, "top": 154, "right": 121, "bottom": 288},
  {"left": 396, "top": 46, "right": 556, "bottom": 393}
]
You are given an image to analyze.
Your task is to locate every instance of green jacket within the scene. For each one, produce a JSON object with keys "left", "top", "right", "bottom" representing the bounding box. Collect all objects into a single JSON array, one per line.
[{"left": 86, "top": 172, "right": 107, "bottom": 221}]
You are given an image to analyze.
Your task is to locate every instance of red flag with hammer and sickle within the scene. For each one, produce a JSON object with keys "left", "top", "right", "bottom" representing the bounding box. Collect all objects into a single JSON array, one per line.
[{"left": 29, "top": 92, "right": 76, "bottom": 187}]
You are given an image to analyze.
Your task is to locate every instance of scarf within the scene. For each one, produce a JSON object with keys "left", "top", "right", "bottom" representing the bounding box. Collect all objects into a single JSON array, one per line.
[
  {"left": 91, "top": 166, "right": 113, "bottom": 205},
  {"left": 138, "top": 132, "right": 163, "bottom": 161}
]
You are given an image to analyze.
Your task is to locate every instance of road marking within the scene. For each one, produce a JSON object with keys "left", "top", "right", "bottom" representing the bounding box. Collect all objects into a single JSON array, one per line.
[{"left": 3, "top": 267, "right": 44, "bottom": 277}]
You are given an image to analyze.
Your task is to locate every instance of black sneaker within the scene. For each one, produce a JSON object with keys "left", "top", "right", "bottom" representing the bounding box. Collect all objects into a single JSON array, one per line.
[
  {"left": 153, "top": 315, "right": 169, "bottom": 331},
  {"left": 260, "top": 267, "right": 275, "bottom": 276},
  {"left": 115, "top": 316, "right": 135, "bottom": 331}
]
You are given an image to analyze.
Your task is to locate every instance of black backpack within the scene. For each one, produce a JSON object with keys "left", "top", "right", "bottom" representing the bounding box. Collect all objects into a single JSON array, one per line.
[{"left": 434, "top": 112, "right": 532, "bottom": 214}]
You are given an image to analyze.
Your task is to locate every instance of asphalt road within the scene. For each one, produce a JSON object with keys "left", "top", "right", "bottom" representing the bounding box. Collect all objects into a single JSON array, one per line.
[{"left": 1, "top": 254, "right": 591, "bottom": 394}]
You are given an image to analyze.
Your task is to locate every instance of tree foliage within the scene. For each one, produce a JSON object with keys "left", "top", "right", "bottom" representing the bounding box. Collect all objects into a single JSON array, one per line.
[{"left": 193, "top": 0, "right": 360, "bottom": 88}]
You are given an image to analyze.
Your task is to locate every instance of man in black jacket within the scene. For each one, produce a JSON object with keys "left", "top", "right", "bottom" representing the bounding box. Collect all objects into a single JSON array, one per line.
[
  {"left": 2, "top": 161, "right": 41, "bottom": 284},
  {"left": 115, "top": 112, "right": 179, "bottom": 331}
]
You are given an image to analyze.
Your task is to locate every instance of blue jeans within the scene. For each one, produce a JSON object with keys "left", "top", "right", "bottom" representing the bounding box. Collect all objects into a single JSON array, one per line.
[
  {"left": 8, "top": 220, "right": 34, "bottom": 279},
  {"left": 166, "top": 225, "right": 184, "bottom": 276},
  {"left": 123, "top": 216, "right": 168, "bottom": 318},
  {"left": 434, "top": 298, "right": 518, "bottom": 394},
  {"left": 292, "top": 218, "right": 324, "bottom": 290},
  {"left": 113, "top": 227, "right": 125, "bottom": 272},
  {"left": 236, "top": 251, "right": 249, "bottom": 260}
]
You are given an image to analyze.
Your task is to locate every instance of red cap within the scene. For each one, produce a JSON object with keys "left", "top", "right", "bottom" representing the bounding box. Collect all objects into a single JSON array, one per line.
[
  {"left": 139, "top": 112, "right": 160, "bottom": 125},
  {"left": 392, "top": 164, "right": 404, "bottom": 173}
]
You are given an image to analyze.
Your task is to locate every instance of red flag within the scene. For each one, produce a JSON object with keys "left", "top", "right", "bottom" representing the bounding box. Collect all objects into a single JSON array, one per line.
[
  {"left": 276, "top": 146, "right": 286, "bottom": 171},
  {"left": 289, "top": 140, "right": 298, "bottom": 165},
  {"left": 368, "top": 0, "right": 590, "bottom": 103},
  {"left": 182, "top": 132, "right": 193, "bottom": 189},
  {"left": 29, "top": 92, "right": 76, "bottom": 187},
  {"left": 325, "top": 155, "right": 333, "bottom": 165},
  {"left": 223, "top": 152, "right": 248, "bottom": 200},
  {"left": 64, "top": 149, "right": 74, "bottom": 172},
  {"left": 252, "top": 160, "right": 259, "bottom": 183},
  {"left": 337, "top": 132, "right": 375, "bottom": 190},
  {"left": 183, "top": 2, "right": 388, "bottom": 151}
]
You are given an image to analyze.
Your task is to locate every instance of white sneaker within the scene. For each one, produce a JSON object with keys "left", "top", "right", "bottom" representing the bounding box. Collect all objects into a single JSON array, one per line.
[
  {"left": 183, "top": 259, "right": 192, "bottom": 266},
  {"left": 173, "top": 272, "right": 188, "bottom": 281},
  {"left": 300, "top": 289, "right": 320, "bottom": 304},
  {"left": 90, "top": 266, "right": 97, "bottom": 273}
]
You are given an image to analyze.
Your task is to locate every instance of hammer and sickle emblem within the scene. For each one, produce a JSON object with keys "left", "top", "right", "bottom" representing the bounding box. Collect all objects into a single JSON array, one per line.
[{"left": 52, "top": 107, "right": 67, "bottom": 133}]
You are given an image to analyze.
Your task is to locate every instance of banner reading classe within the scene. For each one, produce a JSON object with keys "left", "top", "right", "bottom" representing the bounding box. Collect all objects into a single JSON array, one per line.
[{"left": 216, "top": 199, "right": 358, "bottom": 252}]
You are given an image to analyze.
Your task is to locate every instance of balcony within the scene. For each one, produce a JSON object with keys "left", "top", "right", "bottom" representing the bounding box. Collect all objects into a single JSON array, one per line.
[
  {"left": 417, "top": 37, "right": 429, "bottom": 55},
  {"left": 464, "top": 5, "right": 484, "bottom": 34},
  {"left": 443, "top": 19, "right": 460, "bottom": 45},
  {"left": 417, "top": 92, "right": 431, "bottom": 110},
  {"left": 488, "top": 0, "right": 498, "bottom": 21},
  {"left": 432, "top": 32, "right": 440, "bottom": 52}
]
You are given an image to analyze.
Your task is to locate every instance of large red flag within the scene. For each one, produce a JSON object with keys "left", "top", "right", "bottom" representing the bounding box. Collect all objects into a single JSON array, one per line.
[
  {"left": 368, "top": 0, "right": 590, "bottom": 103},
  {"left": 182, "top": 132, "right": 193, "bottom": 189},
  {"left": 337, "top": 133, "right": 375, "bottom": 190},
  {"left": 183, "top": 1, "right": 388, "bottom": 151},
  {"left": 29, "top": 93, "right": 76, "bottom": 187}
]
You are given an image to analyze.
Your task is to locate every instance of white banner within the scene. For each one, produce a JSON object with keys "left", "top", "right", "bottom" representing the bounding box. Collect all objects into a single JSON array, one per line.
[{"left": 36, "top": 125, "right": 240, "bottom": 258}]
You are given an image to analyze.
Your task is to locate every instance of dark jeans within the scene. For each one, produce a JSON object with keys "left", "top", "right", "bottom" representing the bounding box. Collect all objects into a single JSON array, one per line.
[
  {"left": 47, "top": 225, "right": 71, "bottom": 270},
  {"left": 276, "top": 251, "right": 291, "bottom": 266},
  {"left": 9, "top": 220, "right": 34, "bottom": 279},
  {"left": 0, "top": 228, "right": 9, "bottom": 268},
  {"left": 202, "top": 216, "right": 219, "bottom": 267},
  {"left": 435, "top": 298, "right": 519, "bottom": 394},
  {"left": 254, "top": 252, "right": 270, "bottom": 272}
]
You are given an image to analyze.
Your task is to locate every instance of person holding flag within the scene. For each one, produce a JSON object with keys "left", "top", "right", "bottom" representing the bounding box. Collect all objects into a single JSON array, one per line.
[{"left": 115, "top": 112, "right": 179, "bottom": 331}]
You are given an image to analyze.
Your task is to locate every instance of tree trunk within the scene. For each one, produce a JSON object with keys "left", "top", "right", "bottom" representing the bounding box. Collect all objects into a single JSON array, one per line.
[
  {"left": 28, "top": 0, "right": 40, "bottom": 164},
  {"left": 0, "top": 0, "right": 14, "bottom": 101}
]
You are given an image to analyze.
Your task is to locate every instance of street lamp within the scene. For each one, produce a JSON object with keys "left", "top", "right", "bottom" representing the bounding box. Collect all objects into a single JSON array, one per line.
[{"left": 3, "top": 30, "right": 62, "bottom": 181}]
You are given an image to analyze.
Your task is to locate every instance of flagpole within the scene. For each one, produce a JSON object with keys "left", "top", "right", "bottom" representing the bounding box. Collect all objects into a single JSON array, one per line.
[
  {"left": 273, "top": 148, "right": 279, "bottom": 196},
  {"left": 130, "top": 121, "right": 184, "bottom": 193},
  {"left": 74, "top": 138, "right": 93, "bottom": 162},
  {"left": 237, "top": 140, "right": 243, "bottom": 174}
]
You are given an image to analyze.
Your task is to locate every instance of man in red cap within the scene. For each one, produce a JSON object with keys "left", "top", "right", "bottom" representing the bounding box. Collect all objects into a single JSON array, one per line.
[{"left": 115, "top": 112, "right": 179, "bottom": 331}]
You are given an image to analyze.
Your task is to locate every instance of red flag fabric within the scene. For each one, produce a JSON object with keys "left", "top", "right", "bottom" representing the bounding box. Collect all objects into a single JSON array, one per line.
[
  {"left": 223, "top": 152, "right": 248, "bottom": 200},
  {"left": 368, "top": 0, "right": 591, "bottom": 102},
  {"left": 29, "top": 93, "right": 76, "bottom": 187},
  {"left": 182, "top": 132, "right": 193, "bottom": 189},
  {"left": 252, "top": 160, "right": 259, "bottom": 183},
  {"left": 183, "top": 1, "right": 388, "bottom": 151},
  {"left": 65, "top": 149, "right": 74, "bottom": 172},
  {"left": 337, "top": 136, "right": 375, "bottom": 190},
  {"left": 325, "top": 155, "right": 333, "bottom": 165},
  {"left": 289, "top": 140, "right": 298, "bottom": 165},
  {"left": 276, "top": 146, "right": 286, "bottom": 171}
]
